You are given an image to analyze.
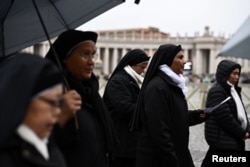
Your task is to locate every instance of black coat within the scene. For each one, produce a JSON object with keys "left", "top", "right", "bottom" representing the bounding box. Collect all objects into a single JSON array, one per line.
[
  {"left": 103, "top": 70, "right": 139, "bottom": 158},
  {"left": 137, "top": 71, "right": 204, "bottom": 167},
  {"left": 0, "top": 134, "right": 66, "bottom": 167},
  {"left": 54, "top": 74, "right": 115, "bottom": 167},
  {"left": 204, "top": 60, "right": 250, "bottom": 150}
]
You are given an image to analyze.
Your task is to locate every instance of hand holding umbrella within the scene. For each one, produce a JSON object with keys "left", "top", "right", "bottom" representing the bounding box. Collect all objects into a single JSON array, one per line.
[{"left": 58, "top": 89, "right": 82, "bottom": 129}]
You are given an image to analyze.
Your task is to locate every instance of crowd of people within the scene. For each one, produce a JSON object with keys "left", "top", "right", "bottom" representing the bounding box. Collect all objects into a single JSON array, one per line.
[{"left": 0, "top": 29, "right": 249, "bottom": 167}]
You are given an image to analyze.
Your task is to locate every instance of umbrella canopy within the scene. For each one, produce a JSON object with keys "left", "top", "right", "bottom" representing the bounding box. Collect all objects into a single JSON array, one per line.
[
  {"left": 0, "top": 0, "right": 126, "bottom": 57},
  {"left": 218, "top": 15, "right": 250, "bottom": 59}
]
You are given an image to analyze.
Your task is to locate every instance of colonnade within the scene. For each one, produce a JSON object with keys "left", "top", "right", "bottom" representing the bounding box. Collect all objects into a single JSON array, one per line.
[
  {"left": 95, "top": 44, "right": 224, "bottom": 76},
  {"left": 22, "top": 27, "right": 250, "bottom": 77}
]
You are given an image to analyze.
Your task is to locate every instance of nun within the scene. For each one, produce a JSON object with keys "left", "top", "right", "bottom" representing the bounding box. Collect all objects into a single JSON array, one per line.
[
  {"left": 46, "top": 30, "right": 116, "bottom": 167},
  {"left": 131, "top": 44, "right": 207, "bottom": 167},
  {"left": 103, "top": 49, "right": 149, "bottom": 167},
  {"left": 0, "top": 53, "right": 66, "bottom": 167}
]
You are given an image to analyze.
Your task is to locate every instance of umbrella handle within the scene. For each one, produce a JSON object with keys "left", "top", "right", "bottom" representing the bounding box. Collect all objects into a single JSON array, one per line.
[
  {"left": 74, "top": 114, "right": 79, "bottom": 130},
  {"left": 63, "top": 87, "right": 79, "bottom": 130}
]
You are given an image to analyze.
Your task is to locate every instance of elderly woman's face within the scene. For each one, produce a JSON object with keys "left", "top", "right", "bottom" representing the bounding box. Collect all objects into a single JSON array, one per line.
[
  {"left": 170, "top": 50, "right": 186, "bottom": 74},
  {"left": 63, "top": 41, "right": 96, "bottom": 81}
]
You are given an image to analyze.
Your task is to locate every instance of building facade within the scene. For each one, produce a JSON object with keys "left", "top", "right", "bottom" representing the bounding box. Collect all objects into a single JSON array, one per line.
[{"left": 22, "top": 26, "right": 250, "bottom": 77}]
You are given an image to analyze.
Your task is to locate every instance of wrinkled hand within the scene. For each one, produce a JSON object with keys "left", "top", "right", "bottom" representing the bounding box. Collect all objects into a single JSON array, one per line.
[
  {"left": 62, "top": 90, "right": 81, "bottom": 113},
  {"left": 58, "top": 90, "right": 81, "bottom": 127}
]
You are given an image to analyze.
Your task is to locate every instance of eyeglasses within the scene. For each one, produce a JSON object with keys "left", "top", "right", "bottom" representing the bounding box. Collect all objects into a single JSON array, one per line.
[
  {"left": 80, "top": 52, "right": 97, "bottom": 60},
  {"left": 39, "top": 96, "right": 63, "bottom": 108}
]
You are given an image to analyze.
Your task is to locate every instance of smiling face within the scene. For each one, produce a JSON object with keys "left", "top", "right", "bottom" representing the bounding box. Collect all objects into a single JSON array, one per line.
[
  {"left": 23, "top": 84, "right": 63, "bottom": 139},
  {"left": 170, "top": 50, "right": 186, "bottom": 74},
  {"left": 63, "top": 41, "right": 96, "bottom": 81}
]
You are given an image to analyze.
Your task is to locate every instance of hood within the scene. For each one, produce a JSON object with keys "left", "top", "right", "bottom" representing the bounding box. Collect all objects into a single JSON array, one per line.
[{"left": 215, "top": 60, "right": 241, "bottom": 87}]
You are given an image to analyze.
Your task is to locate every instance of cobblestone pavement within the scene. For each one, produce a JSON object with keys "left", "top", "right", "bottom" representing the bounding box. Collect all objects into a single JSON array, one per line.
[{"left": 189, "top": 123, "right": 250, "bottom": 167}]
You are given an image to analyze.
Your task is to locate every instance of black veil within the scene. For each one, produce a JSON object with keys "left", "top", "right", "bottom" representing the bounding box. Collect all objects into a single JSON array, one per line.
[{"left": 130, "top": 44, "right": 182, "bottom": 130}]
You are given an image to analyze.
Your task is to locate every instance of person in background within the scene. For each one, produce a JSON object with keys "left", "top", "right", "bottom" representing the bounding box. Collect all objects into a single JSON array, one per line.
[
  {"left": 201, "top": 60, "right": 250, "bottom": 167},
  {"left": 45, "top": 30, "right": 116, "bottom": 167},
  {"left": 0, "top": 53, "right": 66, "bottom": 167},
  {"left": 131, "top": 44, "right": 207, "bottom": 167},
  {"left": 103, "top": 49, "right": 150, "bottom": 167}
]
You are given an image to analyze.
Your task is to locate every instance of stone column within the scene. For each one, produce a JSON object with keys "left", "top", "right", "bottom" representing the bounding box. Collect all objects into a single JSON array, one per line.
[
  {"left": 94, "top": 47, "right": 102, "bottom": 76},
  {"left": 183, "top": 49, "right": 188, "bottom": 61},
  {"left": 195, "top": 49, "right": 202, "bottom": 76},
  {"left": 112, "top": 48, "right": 118, "bottom": 71},
  {"left": 96, "top": 48, "right": 101, "bottom": 61},
  {"left": 122, "top": 48, "right": 127, "bottom": 58},
  {"left": 209, "top": 49, "right": 216, "bottom": 74},
  {"left": 103, "top": 47, "right": 109, "bottom": 75},
  {"left": 41, "top": 43, "right": 48, "bottom": 57}
]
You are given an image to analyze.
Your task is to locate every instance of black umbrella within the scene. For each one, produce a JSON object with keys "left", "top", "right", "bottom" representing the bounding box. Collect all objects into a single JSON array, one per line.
[
  {"left": 0, "top": 0, "right": 141, "bottom": 129},
  {"left": 0, "top": 0, "right": 141, "bottom": 57},
  {"left": 218, "top": 15, "right": 250, "bottom": 59}
]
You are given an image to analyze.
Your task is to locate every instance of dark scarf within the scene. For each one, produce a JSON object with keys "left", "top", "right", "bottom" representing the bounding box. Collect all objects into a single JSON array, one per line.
[{"left": 65, "top": 72, "right": 116, "bottom": 160}]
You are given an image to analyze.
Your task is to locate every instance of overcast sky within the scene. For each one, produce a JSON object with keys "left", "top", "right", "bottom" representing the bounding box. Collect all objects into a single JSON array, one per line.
[{"left": 78, "top": 0, "right": 250, "bottom": 37}]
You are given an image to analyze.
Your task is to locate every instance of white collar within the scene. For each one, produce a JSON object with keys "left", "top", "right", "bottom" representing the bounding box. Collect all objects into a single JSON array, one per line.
[
  {"left": 124, "top": 65, "right": 144, "bottom": 88},
  {"left": 159, "top": 64, "right": 188, "bottom": 96},
  {"left": 17, "top": 124, "right": 49, "bottom": 160},
  {"left": 226, "top": 81, "right": 247, "bottom": 129},
  {"left": 227, "top": 80, "right": 234, "bottom": 87}
]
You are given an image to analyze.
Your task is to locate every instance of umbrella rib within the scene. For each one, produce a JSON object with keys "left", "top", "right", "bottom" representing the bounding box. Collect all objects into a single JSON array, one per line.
[
  {"left": 48, "top": 0, "right": 69, "bottom": 30},
  {"left": 1, "top": 0, "right": 15, "bottom": 56},
  {"left": 32, "top": 0, "right": 70, "bottom": 89}
]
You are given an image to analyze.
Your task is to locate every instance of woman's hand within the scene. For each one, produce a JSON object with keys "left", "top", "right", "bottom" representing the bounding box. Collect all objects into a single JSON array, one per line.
[
  {"left": 243, "top": 132, "right": 250, "bottom": 140},
  {"left": 58, "top": 90, "right": 81, "bottom": 127},
  {"left": 199, "top": 109, "right": 209, "bottom": 119}
]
